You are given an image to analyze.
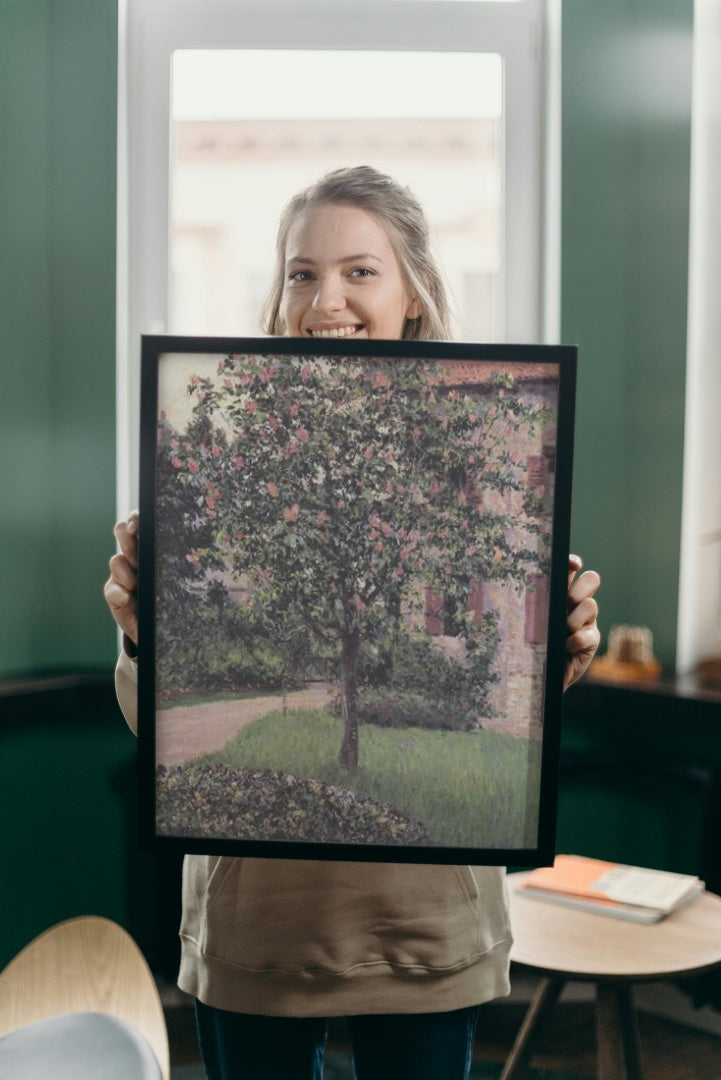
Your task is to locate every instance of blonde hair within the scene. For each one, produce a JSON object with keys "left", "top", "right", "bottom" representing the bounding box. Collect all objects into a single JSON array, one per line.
[{"left": 262, "top": 165, "right": 453, "bottom": 341}]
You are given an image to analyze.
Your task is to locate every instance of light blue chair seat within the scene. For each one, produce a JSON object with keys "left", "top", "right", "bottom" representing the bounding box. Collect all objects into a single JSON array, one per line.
[{"left": 0, "top": 1011, "right": 162, "bottom": 1079}]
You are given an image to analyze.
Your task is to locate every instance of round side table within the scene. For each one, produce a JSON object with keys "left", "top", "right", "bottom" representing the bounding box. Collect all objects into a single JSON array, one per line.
[{"left": 502, "top": 872, "right": 721, "bottom": 1080}]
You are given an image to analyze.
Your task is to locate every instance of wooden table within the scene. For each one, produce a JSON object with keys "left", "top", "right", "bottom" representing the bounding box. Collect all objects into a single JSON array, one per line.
[{"left": 502, "top": 873, "right": 721, "bottom": 1080}]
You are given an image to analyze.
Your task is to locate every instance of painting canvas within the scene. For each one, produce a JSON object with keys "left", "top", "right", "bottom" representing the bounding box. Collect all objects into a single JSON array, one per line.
[{"left": 138, "top": 336, "right": 576, "bottom": 864}]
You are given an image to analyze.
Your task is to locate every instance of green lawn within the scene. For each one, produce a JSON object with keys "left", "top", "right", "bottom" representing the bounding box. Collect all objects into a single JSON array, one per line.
[{"left": 191, "top": 708, "right": 541, "bottom": 849}]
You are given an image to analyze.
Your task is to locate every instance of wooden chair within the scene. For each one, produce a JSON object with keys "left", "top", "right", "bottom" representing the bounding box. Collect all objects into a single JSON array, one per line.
[{"left": 0, "top": 915, "right": 170, "bottom": 1079}]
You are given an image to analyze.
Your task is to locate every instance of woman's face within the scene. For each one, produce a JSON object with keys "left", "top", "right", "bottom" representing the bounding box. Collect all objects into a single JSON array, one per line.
[{"left": 280, "top": 203, "right": 421, "bottom": 340}]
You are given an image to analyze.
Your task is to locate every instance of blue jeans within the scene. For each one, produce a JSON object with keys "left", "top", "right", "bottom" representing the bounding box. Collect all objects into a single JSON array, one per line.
[{"left": 195, "top": 1000, "right": 481, "bottom": 1080}]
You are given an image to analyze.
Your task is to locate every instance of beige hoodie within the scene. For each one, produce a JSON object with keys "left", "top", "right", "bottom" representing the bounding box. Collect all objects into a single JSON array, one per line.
[{"left": 116, "top": 650, "right": 512, "bottom": 1016}]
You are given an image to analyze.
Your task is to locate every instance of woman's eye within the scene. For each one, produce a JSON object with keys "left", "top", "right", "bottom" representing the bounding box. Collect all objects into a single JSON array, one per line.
[
  {"left": 349, "top": 267, "right": 375, "bottom": 279},
  {"left": 288, "top": 270, "right": 313, "bottom": 283}
]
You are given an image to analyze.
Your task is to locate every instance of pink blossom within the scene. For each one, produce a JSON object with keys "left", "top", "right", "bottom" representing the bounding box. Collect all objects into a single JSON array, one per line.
[
  {"left": 233, "top": 454, "right": 245, "bottom": 470},
  {"left": 188, "top": 460, "right": 198, "bottom": 474},
  {"left": 268, "top": 416, "right": 279, "bottom": 429},
  {"left": 373, "top": 542, "right": 383, "bottom": 553},
  {"left": 300, "top": 364, "right": 311, "bottom": 381},
  {"left": 381, "top": 522, "right": 392, "bottom": 537},
  {"left": 267, "top": 482, "right": 279, "bottom": 497},
  {"left": 189, "top": 374, "right": 200, "bottom": 387},
  {"left": 223, "top": 379, "right": 233, "bottom": 390},
  {"left": 296, "top": 426, "right": 309, "bottom": 442},
  {"left": 370, "top": 513, "right": 381, "bottom": 528},
  {"left": 206, "top": 497, "right": 216, "bottom": 509},
  {"left": 211, "top": 444, "right": 222, "bottom": 457},
  {"left": 375, "top": 372, "right": 390, "bottom": 388},
  {"left": 170, "top": 438, "right": 179, "bottom": 450},
  {"left": 245, "top": 400, "right": 257, "bottom": 413},
  {"left": 185, "top": 549, "right": 200, "bottom": 564},
  {"left": 363, "top": 446, "right": 373, "bottom": 460},
  {"left": 283, "top": 503, "right": 300, "bottom": 522},
  {"left": 392, "top": 566, "right": 404, "bottom": 579},
  {"left": 260, "top": 366, "right": 275, "bottom": 383},
  {"left": 337, "top": 499, "right": 346, "bottom": 510},
  {"left": 317, "top": 511, "right": 327, "bottom": 525},
  {"left": 289, "top": 401, "right": 300, "bottom": 417},
  {"left": 171, "top": 457, "right": 182, "bottom": 469}
]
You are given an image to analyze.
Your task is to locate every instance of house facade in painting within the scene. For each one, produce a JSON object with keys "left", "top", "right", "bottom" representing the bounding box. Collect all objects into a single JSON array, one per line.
[{"left": 420, "top": 360, "right": 558, "bottom": 739}]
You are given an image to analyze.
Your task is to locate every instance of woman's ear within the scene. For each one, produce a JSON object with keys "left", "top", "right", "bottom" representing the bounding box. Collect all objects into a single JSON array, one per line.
[{"left": 406, "top": 296, "right": 423, "bottom": 320}]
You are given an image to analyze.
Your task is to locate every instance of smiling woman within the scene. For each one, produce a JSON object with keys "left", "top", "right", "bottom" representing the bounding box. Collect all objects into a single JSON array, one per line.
[
  {"left": 282, "top": 205, "right": 420, "bottom": 340},
  {"left": 263, "top": 167, "right": 451, "bottom": 342}
]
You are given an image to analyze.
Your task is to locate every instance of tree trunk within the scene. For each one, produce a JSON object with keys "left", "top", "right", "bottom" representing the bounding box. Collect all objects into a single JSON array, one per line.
[{"left": 339, "top": 626, "right": 361, "bottom": 769}]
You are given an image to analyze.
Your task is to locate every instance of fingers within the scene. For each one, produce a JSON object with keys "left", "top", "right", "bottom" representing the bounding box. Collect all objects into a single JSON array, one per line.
[
  {"left": 568, "top": 567, "right": 601, "bottom": 610},
  {"left": 564, "top": 557, "right": 601, "bottom": 690},
  {"left": 104, "top": 511, "right": 140, "bottom": 645},
  {"left": 113, "top": 510, "right": 139, "bottom": 569},
  {"left": 567, "top": 553, "right": 583, "bottom": 588},
  {"left": 103, "top": 574, "right": 138, "bottom": 644},
  {"left": 566, "top": 590, "right": 599, "bottom": 636}
]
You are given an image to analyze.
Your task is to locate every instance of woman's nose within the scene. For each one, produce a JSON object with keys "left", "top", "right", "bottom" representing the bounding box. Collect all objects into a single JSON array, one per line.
[{"left": 312, "top": 274, "right": 345, "bottom": 314}]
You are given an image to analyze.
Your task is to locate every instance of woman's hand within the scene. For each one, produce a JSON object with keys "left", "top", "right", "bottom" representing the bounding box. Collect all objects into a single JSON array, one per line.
[
  {"left": 103, "top": 510, "right": 139, "bottom": 647},
  {"left": 564, "top": 554, "right": 601, "bottom": 691}
]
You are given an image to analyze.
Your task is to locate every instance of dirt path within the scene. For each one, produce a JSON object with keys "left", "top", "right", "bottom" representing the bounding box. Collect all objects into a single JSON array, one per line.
[{"left": 156, "top": 683, "right": 333, "bottom": 766}]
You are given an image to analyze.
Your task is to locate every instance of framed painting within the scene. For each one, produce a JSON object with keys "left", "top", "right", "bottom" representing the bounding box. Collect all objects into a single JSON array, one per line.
[{"left": 137, "top": 336, "right": 576, "bottom": 864}]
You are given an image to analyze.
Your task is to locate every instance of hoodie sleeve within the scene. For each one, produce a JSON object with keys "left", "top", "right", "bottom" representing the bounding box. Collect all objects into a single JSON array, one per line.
[{"left": 115, "top": 642, "right": 139, "bottom": 736}]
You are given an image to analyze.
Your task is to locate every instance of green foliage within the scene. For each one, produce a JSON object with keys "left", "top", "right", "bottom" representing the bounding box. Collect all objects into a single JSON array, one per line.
[
  {"left": 155, "top": 587, "right": 292, "bottom": 695},
  {"left": 350, "top": 687, "right": 475, "bottom": 732},
  {"left": 173, "top": 356, "right": 550, "bottom": 629},
  {"left": 155, "top": 763, "right": 431, "bottom": 845}
]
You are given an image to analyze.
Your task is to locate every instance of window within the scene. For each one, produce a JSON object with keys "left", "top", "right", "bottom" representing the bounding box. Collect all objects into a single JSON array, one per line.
[{"left": 118, "top": 0, "right": 557, "bottom": 510}]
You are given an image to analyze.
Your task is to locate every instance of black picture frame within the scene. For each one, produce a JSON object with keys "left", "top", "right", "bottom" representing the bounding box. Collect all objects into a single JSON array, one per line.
[{"left": 138, "top": 335, "right": 576, "bottom": 865}]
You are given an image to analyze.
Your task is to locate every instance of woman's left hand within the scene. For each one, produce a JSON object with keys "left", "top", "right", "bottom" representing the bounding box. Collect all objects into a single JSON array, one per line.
[{"left": 564, "top": 554, "right": 601, "bottom": 691}]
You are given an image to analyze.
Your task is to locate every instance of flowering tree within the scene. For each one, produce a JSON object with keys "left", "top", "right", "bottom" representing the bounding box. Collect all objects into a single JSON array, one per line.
[{"left": 160, "top": 353, "right": 550, "bottom": 769}]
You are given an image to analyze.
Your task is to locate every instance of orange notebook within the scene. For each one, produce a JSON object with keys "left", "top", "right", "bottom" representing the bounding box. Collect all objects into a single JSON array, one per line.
[{"left": 517, "top": 855, "right": 703, "bottom": 923}]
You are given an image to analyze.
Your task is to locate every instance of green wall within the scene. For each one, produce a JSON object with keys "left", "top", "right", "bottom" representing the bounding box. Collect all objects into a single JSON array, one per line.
[
  {"left": 0, "top": 0, "right": 118, "bottom": 676},
  {"left": 562, "top": 0, "right": 693, "bottom": 670}
]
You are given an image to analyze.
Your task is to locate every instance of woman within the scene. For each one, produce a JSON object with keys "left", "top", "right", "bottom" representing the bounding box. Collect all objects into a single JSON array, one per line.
[{"left": 106, "top": 166, "right": 601, "bottom": 1080}]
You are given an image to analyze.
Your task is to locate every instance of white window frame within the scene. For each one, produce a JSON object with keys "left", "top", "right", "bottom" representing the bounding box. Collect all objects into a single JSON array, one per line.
[{"left": 117, "top": 0, "right": 558, "bottom": 512}]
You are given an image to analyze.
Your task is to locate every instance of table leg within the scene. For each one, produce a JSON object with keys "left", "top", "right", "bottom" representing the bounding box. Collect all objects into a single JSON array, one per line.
[
  {"left": 499, "top": 976, "right": 565, "bottom": 1080},
  {"left": 596, "top": 982, "right": 643, "bottom": 1080}
]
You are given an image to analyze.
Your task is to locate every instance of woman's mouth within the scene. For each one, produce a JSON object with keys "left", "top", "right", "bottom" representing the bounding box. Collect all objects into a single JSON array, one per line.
[{"left": 307, "top": 324, "right": 364, "bottom": 338}]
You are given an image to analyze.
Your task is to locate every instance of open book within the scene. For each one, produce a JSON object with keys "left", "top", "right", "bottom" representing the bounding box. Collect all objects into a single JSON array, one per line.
[{"left": 516, "top": 854, "right": 705, "bottom": 923}]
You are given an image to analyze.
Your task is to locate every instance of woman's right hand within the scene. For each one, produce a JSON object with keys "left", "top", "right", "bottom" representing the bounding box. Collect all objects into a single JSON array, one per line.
[{"left": 104, "top": 510, "right": 139, "bottom": 646}]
